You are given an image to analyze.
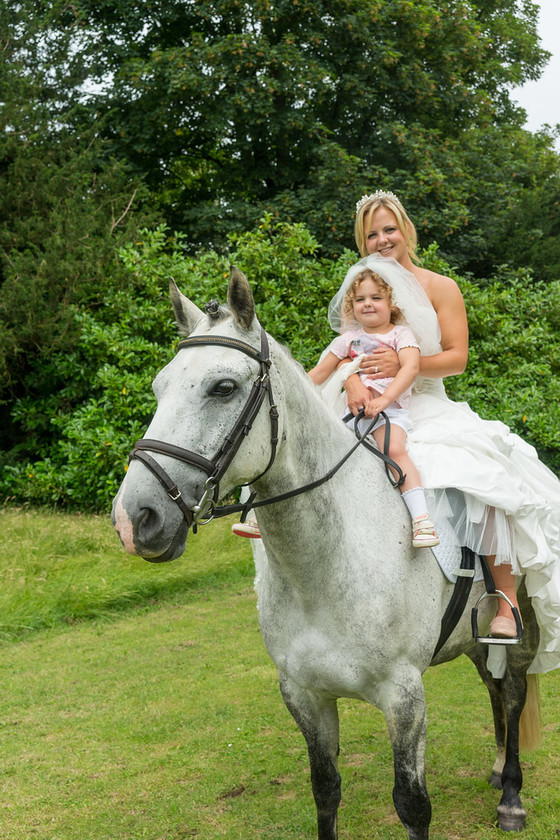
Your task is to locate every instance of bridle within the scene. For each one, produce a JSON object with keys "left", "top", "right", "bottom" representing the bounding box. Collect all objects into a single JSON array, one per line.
[
  {"left": 130, "top": 328, "right": 279, "bottom": 529},
  {"left": 128, "top": 327, "right": 404, "bottom": 531}
]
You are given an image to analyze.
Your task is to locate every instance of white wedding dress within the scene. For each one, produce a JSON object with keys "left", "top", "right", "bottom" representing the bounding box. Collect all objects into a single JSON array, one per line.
[
  {"left": 407, "top": 376, "right": 560, "bottom": 674},
  {"left": 322, "top": 254, "right": 560, "bottom": 675}
]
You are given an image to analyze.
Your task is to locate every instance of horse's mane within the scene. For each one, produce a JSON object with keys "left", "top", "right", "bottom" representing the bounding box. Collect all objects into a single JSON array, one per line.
[
  {"left": 268, "top": 332, "right": 344, "bottom": 419},
  {"left": 270, "top": 334, "right": 307, "bottom": 374}
]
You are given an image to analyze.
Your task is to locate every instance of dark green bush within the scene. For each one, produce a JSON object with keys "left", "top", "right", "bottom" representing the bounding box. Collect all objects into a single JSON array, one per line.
[
  {"left": 0, "top": 219, "right": 347, "bottom": 509},
  {"left": 1, "top": 222, "right": 559, "bottom": 511}
]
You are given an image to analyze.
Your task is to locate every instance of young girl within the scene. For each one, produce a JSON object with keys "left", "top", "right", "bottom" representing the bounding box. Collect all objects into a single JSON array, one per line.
[{"left": 308, "top": 267, "right": 439, "bottom": 549}]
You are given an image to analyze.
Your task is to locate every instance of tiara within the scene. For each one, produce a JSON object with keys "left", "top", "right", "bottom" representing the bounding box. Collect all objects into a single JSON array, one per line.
[{"left": 356, "top": 191, "right": 400, "bottom": 212}]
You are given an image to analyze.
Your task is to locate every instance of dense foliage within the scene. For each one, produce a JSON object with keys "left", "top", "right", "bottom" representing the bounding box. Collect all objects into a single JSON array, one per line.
[
  {"left": 3, "top": 0, "right": 559, "bottom": 270},
  {"left": 0, "top": 219, "right": 345, "bottom": 509},
  {"left": 1, "top": 220, "right": 559, "bottom": 511},
  {"left": 0, "top": 2, "right": 158, "bottom": 448},
  {"left": 1, "top": 1, "right": 560, "bottom": 510}
]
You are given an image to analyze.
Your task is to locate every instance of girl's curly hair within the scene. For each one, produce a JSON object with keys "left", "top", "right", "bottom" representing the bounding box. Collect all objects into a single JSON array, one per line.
[{"left": 342, "top": 269, "right": 402, "bottom": 326}]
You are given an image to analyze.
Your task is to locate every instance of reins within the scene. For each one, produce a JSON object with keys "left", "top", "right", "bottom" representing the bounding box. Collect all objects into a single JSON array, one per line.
[
  {"left": 216, "top": 408, "right": 405, "bottom": 523},
  {"left": 128, "top": 327, "right": 404, "bottom": 529}
]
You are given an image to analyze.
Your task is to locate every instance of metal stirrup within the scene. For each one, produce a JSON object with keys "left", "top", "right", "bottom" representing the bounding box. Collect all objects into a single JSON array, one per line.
[{"left": 471, "top": 555, "right": 523, "bottom": 645}]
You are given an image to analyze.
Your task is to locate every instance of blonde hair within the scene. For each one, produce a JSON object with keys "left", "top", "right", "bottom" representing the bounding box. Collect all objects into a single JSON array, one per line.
[
  {"left": 342, "top": 269, "right": 402, "bottom": 326},
  {"left": 354, "top": 194, "right": 419, "bottom": 262}
]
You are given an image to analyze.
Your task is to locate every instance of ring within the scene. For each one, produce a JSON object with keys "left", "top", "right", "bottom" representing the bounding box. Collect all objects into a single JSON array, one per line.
[{"left": 374, "top": 366, "right": 378, "bottom": 374}]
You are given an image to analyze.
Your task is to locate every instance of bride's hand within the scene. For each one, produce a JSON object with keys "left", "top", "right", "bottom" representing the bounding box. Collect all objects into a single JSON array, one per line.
[
  {"left": 360, "top": 347, "right": 400, "bottom": 379},
  {"left": 343, "top": 374, "right": 371, "bottom": 416}
]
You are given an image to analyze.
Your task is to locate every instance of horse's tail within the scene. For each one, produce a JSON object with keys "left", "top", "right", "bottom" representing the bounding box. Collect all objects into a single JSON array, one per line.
[{"left": 519, "top": 673, "right": 541, "bottom": 752}]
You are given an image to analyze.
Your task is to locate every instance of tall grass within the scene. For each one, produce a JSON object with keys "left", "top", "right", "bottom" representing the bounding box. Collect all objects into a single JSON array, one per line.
[{"left": 0, "top": 507, "right": 252, "bottom": 641}]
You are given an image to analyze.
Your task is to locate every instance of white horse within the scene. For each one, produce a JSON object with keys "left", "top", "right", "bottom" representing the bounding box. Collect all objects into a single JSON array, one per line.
[{"left": 112, "top": 269, "right": 541, "bottom": 840}]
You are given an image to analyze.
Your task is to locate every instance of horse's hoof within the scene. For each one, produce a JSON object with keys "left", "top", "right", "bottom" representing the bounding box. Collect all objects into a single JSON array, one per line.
[
  {"left": 488, "top": 772, "right": 503, "bottom": 790},
  {"left": 497, "top": 805, "right": 527, "bottom": 832}
]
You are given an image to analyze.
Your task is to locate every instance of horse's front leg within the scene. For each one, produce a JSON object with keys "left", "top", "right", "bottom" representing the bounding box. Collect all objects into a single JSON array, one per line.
[
  {"left": 382, "top": 669, "right": 431, "bottom": 840},
  {"left": 279, "top": 673, "right": 341, "bottom": 840}
]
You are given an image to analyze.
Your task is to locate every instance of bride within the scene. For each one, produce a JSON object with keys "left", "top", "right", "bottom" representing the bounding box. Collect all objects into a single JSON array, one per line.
[{"left": 341, "top": 190, "right": 560, "bottom": 673}]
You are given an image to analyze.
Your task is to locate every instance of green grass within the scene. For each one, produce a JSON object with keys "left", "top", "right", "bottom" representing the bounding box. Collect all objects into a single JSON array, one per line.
[
  {"left": 0, "top": 509, "right": 558, "bottom": 839},
  {"left": 0, "top": 508, "right": 253, "bottom": 641}
]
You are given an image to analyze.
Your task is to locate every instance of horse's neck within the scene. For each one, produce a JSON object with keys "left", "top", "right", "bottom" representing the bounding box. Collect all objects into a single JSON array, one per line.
[
  {"left": 265, "top": 343, "right": 361, "bottom": 483},
  {"left": 253, "top": 344, "right": 392, "bottom": 561},
  {"left": 249, "top": 339, "right": 436, "bottom": 637}
]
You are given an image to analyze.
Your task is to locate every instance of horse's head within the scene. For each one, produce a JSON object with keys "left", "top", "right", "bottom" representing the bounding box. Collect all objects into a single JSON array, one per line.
[{"left": 112, "top": 267, "right": 283, "bottom": 562}]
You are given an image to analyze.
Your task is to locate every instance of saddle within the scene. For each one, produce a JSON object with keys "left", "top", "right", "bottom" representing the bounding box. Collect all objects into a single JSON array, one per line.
[{"left": 346, "top": 413, "right": 524, "bottom": 655}]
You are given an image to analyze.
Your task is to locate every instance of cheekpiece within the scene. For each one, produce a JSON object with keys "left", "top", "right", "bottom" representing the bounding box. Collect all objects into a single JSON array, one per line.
[{"left": 355, "top": 190, "right": 400, "bottom": 213}]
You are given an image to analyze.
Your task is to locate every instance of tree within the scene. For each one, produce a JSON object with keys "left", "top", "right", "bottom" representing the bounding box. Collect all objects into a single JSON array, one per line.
[
  {"left": 0, "top": 2, "right": 157, "bottom": 453},
  {"left": 32, "top": 0, "right": 555, "bottom": 265},
  {"left": 2, "top": 0, "right": 559, "bottom": 506}
]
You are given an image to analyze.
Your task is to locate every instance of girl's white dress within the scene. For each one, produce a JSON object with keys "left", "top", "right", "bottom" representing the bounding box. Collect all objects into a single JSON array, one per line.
[{"left": 326, "top": 255, "right": 560, "bottom": 675}]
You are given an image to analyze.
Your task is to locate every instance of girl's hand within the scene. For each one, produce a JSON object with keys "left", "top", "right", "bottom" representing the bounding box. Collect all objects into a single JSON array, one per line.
[
  {"left": 343, "top": 374, "right": 371, "bottom": 415},
  {"left": 364, "top": 392, "right": 390, "bottom": 418},
  {"left": 360, "top": 347, "right": 400, "bottom": 379}
]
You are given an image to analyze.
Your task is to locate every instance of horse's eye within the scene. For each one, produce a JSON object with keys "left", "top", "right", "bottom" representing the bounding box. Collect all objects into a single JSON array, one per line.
[{"left": 210, "top": 379, "right": 237, "bottom": 397}]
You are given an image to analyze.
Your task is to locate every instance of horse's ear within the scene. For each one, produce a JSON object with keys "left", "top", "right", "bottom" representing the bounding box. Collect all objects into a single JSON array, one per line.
[
  {"left": 227, "top": 266, "right": 255, "bottom": 330},
  {"left": 169, "top": 278, "right": 204, "bottom": 336}
]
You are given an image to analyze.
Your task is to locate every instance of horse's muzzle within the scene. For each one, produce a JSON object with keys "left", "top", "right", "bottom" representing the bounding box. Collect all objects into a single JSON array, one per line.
[
  {"left": 112, "top": 489, "right": 190, "bottom": 562},
  {"left": 140, "top": 519, "right": 190, "bottom": 563}
]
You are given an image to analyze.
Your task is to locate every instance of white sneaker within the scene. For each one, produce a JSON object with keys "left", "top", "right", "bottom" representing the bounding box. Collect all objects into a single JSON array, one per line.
[
  {"left": 231, "top": 519, "right": 261, "bottom": 539},
  {"left": 412, "top": 514, "right": 440, "bottom": 548}
]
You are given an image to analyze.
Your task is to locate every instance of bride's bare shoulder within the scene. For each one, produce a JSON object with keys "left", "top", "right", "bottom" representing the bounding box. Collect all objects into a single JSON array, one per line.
[{"left": 412, "top": 265, "right": 463, "bottom": 306}]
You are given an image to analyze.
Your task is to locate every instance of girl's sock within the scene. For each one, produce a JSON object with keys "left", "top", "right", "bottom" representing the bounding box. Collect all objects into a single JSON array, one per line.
[{"left": 402, "top": 486, "right": 430, "bottom": 520}]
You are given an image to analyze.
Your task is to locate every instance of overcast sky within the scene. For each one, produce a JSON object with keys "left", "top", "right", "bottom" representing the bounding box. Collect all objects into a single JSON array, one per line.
[{"left": 511, "top": 0, "right": 560, "bottom": 149}]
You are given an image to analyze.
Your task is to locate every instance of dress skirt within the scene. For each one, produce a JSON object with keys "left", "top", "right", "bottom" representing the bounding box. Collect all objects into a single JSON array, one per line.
[{"left": 407, "top": 378, "right": 560, "bottom": 674}]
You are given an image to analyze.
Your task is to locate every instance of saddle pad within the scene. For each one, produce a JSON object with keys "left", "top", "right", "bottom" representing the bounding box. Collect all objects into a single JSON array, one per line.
[{"left": 430, "top": 514, "right": 484, "bottom": 583}]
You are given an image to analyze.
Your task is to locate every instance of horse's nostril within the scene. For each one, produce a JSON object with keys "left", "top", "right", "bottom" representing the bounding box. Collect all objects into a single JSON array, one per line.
[{"left": 137, "top": 505, "right": 164, "bottom": 543}]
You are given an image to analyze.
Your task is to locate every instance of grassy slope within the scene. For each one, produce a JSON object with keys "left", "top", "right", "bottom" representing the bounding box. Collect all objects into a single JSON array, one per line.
[
  {"left": 0, "top": 510, "right": 558, "bottom": 839},
  {"left": 0, "top": 508, "right": 253, "bottom": 641}
]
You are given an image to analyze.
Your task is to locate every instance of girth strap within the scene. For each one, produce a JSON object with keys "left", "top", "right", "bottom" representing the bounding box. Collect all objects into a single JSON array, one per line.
[{"left": 432, "top": 546, "right": 477, "bottom": 658}]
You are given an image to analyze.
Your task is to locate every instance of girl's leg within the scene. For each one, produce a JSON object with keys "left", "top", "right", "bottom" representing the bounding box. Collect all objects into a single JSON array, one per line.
[
  {"left": 372, "top": 424, "right": 439, "bottom": 547},
  {"left": 372, "top": 424, "right": 422, "bottom": 493}
]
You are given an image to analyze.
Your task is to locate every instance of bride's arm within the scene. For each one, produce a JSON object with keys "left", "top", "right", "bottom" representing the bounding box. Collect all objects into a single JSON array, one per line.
[
  {"left": 357, "top": 274, "right": 468, "bottom": 381},
  {"left": 419, "top": 275, "right": 468, "bottom": 378}
]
